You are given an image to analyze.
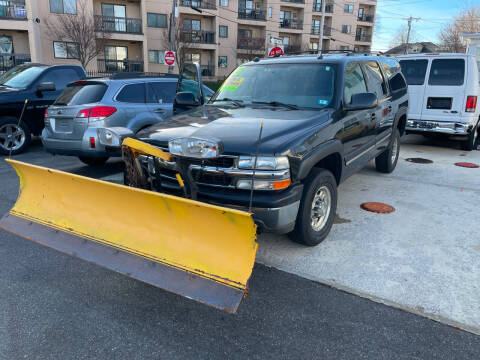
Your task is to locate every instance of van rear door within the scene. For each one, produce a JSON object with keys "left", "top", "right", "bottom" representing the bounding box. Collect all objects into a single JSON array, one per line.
[
  {"left": 421, "top": 58, "right": 466, "bottom": 122},
  {"left": 399, "top": 59, "right": 429, "bottom": 120}
]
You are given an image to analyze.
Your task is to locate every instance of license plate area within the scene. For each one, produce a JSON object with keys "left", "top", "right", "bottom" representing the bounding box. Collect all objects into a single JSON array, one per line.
[
  {"left": 50, "top": 118, "right": 73, "bottom": 133},
  {"left": 427, "top": 97, "right": 452, "bottom": 110}
]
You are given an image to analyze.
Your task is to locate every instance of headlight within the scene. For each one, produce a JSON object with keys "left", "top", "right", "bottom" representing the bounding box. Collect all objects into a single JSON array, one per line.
[
  {"left": 236, "top": 178, "right": 291, "bottom": 191},
  {"left": 237, "top": 156, "right": 289, "bottom": 170},
  {"left": 98, "top": 127, "right": 134, "bottom": 147},
  {"left": 168, "top": 137, "right": 220, "bottom": 158}
]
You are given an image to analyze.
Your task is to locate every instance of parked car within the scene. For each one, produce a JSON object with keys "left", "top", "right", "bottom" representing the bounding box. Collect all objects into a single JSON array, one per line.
[
  {"left": 41, "top": 74, "right": 215, "bottom": 165},
  {"left": 0, "top": 63, "right": 86, "bottom": 154},
  {"left": 398, "top": 53, "right": 480, "bottom": 150},
  {"left": 118, "top": 55, "right": 408, "bottom": 246}
]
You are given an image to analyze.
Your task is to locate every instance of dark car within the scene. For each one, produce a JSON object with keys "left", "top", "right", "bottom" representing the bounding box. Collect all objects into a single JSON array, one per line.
[
  {"left": 120, "top": 55, "right": 408, "bottom": 246},
  {"left": 0, "top": 63, "right": 86, "bottom": 154}
]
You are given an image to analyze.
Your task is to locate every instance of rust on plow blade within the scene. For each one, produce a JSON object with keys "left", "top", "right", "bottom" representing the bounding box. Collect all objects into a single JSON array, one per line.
[{"left": 0, "top": 159, "right": 258, "bottom": 313}]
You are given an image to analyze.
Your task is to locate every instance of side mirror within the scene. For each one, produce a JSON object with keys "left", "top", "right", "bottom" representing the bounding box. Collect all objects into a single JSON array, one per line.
[
  {"left": 174, "top": 92, "right": 199, "bottom": 107},
  {"left": 36, "top": 82, "right": 56, "bottom": 93},
  {"left": 344, "top": 92, "right": 378, "bottom": 111}
]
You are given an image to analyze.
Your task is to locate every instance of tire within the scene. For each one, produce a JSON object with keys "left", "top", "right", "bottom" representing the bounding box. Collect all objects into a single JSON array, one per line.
[
  {"left": 0, "top": 118, "right": 31, "bottom": 155},
  {"left": 461, "top": 123, "right": 479, "bottom": 151},
  {"left": 78, "top": 156, "right": 109, "bottom": 166},
  {"left": 289, "top": 168, "right": 337, "bottom": 246},
  {"left": 375, "top": 129, "right": 400, "bottom": 174}
]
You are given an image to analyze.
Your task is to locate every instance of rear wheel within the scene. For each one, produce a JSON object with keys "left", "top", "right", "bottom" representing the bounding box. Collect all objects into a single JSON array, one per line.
[
  {"left": 461, "top": 123, "right": 479, "bottom": 151},
  {"left": 78, "top": 156, "right": 109, "bottom": 166},
  {"left": 0, "top": 118, "right": 31, "bottom": 155},
  {"left": 375, "top": 129, "right": 400, "bottom": 173},
  {"left": 289, "top": 168, "right": 337, "bottom": 246}
]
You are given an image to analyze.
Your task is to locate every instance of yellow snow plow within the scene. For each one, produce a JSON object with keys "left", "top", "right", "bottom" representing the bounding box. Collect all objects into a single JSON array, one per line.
[{"left": 0, "top": 152, "right": 258, "bottom": 312}]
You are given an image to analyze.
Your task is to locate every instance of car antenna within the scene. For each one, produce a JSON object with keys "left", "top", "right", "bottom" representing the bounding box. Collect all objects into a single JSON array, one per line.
[
  {"left": 9, "top": 99, "right": 28, "bottom": 159},
  {"left": 248, "top": 120, "right": 264, "bottom": 213}
]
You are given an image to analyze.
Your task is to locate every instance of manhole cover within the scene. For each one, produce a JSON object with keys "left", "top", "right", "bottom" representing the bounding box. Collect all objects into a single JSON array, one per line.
[
  {"left": 360, "top": 202, "right": 395, "bottom": 214},
  {"left": 405, "top": 158, "right": 433, "bottom": 164},
  {"left": 455, "top": 162, "right": 479, "bottom": 168}
]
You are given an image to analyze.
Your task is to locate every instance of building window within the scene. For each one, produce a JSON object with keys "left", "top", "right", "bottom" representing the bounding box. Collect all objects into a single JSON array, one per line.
[
  {"left": 184, "top": 53, "right": 200, "bottom": 64},
  {"left": 149, "top": 50, "right": 165, "bottom": 64},
  {"left": 147, "top": 13, "right": 167, "bottom": 28},
  {"left": 342, "top": 25, "right": 352, "bottom": 34},
  {"left": 50, "top": 0, "right": 76, "bottom": 14},
  {"left": 220, "top": 0, "right": 228, "bottom": 6},
  {"left": 219, "top": 25, "right": 228, "bottom": 38},
  {"left": 282, "top": 36, "right": 290, "bottom": 45},
  {"left": 344, "top": 4, "right": 354, "bottom": 13},
  {"left": 0, "top": 36, "right": 13, "bottom": 54},
  {"left": 268, "top": 7, "right": 272, "bottom": 18},
  {"left": 183, "top": 19, "right": 201, "bottom": 31},
  {"left": 340, "top": 45, "right": 349, "bottom": 50},
  {"left": 218, "top": 56, "right": 227, "bottom": 68},
  {"left": 310, "top": 42, "right": 318, "bottom": 50},
  {"left": 53, "top": 41, "right": 79, "bottom": 59}
]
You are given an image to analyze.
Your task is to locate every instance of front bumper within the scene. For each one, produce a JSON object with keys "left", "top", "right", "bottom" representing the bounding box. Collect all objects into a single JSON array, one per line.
[{"left": 406, "top": 119, "right": 473, "bottom": 136}]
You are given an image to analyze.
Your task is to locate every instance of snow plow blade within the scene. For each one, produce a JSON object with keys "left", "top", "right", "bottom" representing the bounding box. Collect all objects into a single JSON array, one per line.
[{"left": 0, "top": 159, "right": 257, "bottom": 313}]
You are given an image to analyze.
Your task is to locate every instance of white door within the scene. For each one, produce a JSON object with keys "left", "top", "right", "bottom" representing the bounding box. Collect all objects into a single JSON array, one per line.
[{"left": 399, "top": 58, "right": 429, "bottom": 120}]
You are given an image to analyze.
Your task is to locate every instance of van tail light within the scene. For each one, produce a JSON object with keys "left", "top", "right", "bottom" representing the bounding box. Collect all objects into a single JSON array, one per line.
[
  {"left": 44, "top": 109, "right": 48, "bottom": 119},
  {"left": 465, "top": 96, "right": 477, "bottom": 113},
  {"left": 76, "top": 106, "right": 117, "bottom": 122}
]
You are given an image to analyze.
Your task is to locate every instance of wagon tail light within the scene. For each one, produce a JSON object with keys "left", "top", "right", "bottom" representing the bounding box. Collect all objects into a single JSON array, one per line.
[
  {"left": 76, "top": 106, "right": 117, "bottom": 122},
  {"left": 465, "top": 96, "right": 477, "bottom": 113}
]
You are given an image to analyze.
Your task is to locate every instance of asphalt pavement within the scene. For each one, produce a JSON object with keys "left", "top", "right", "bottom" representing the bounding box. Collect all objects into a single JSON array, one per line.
[{"left": 0, "top": 138, "right": 479, "bottom": 359}]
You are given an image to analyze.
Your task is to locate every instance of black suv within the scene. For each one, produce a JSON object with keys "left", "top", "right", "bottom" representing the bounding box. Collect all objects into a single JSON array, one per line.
[
  {"left": 0, "top": 63, "right": 86, "bottom": 154},
  {"left": 123, "top": 55, "right": 408, "bottom": 246}
]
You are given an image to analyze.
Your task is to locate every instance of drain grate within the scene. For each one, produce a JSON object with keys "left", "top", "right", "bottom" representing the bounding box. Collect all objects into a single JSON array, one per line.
[
  {"left": 405, "top": 158, "right": 433, "bottom": 164},
  {"left": 454, "top": 162, "right": 479, "bottom": 168},
  {"left": 361, "top": 202, "right": 395, "bottom": 214}
]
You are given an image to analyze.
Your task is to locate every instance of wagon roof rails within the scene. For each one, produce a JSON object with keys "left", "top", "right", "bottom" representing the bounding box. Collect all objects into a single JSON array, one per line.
[{"left": 108, "top": 72, "right": 179, "bottom": 80}]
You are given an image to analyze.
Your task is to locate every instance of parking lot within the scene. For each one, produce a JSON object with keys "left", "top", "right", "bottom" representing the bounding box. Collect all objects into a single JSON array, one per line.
[{"left": 1, "top": 134, "right": 479, "bottom": 359}]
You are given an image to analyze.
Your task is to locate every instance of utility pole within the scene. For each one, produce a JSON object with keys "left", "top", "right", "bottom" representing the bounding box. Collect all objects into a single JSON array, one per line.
[
  {"left": 168, "top": 0, "right": 177, "bottom": 73},
  {"left": 404, "top": 16, "right": 421, "bottom": 54},
  {"left": 317, "top": 0, "right": 326, "bottom": 53}
]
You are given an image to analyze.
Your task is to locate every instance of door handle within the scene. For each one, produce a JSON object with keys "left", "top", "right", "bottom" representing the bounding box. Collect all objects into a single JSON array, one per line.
[
  {"left": 153, "top": 108, "right": 165, "bottom": 113},
  {"left": 371, "top": 113, "right": 376, "bottom": 119}
]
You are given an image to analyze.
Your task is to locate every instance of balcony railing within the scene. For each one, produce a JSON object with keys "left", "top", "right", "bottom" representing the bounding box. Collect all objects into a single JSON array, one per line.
[
  {"left": 358, "top": 14, "right": 374, "bottom": 23},
  {"left": 0, "top": 4, "right": 27, "bottom": 20},
  {"left": 280, "top": 19, "right": 303, "bottom": 30},
  {"left": 237, "top": 37, "right": 265, "bottom": 50},
  {"left": 313, "top": 1, "right": 333, "bottom": 13},
  {"left": 94, "top": 15, "right": 142, "bottom": 34},
  {"left": 200, "top": 64, "right": 215, "bottom": 77},
  {"left": 238, "top": 9, "right": 266, "bottom": 21},
  {"left": 97, "top": 59, "right": 144, "bottom": 73},
  {"left": 311, "top": 26, "right": 331, "bottom": 36},
  {"left": 284, "top": 44, "right": 301, "bottom": 54},
  {"left": 355, "top": 34, "right": 372, "bottom": 42},
  {"left": 0, "top": 53, "right": 31, "bottom": 72},
  {"left": 180, "top": 0, "right": 216, "bottom": 10},
  {"left": 281, "top": 0, "right": 305, "bottom": 3},
  {"left": 180, "top": 30, "right": 215, "bottom": 44}
]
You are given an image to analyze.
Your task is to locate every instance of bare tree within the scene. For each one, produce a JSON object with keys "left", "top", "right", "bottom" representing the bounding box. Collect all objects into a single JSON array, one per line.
[
  {"left": 159, "top": 21, "right": 195, "bottom": 71},
  {"left": 439, "top": 5, "right": 480, "bottom": 52},
  {"left": 45, "top": 0, "right": 110, "bottom": 69}
]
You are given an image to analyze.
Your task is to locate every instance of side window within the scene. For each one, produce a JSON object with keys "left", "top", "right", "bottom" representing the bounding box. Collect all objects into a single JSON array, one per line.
[
  {"left": 148, "top": 81, "right": 177, "bottom": 104},
  {"left": 389, "top": 73, "right": 407, "bottom": 92},
  {"left": 38, "top": 69, "right": 80, "bottom": 90},
  {"left": 399, "top": 59, "right": 428, "bottom": 85},
  {"left": 344, "top": 62, "right": 367, "bottom": 104},
  {"left": 428, "top": 59, "right": 465, "bottom": 86},
  {"left": 116, "top": 83, "right": 146, "bottom": 103},
  {"left": 178, "top": 63, "right": 201, "bottom": 103},
  {"left": 364, "top": 61, "right": 387, "bottom": 98}
]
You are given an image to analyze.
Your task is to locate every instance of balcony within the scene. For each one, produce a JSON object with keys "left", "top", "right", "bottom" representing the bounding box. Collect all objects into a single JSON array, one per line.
[
  {"left": 358, "top": 14, "right": 374, "bottom": 23},
  {"left": 94, "top": 15, "right": 142, "bottom": 34},
  {"left": 180, "top": 30, "right": 215, "bottom": 44},
  {"left": 281, "top": 0, "right": 305, "bottom": 3},
  {"left": 0, "top": 3, "right": 27, "bottom": 20},
  {"left": 237, "top": 37, "right": 265, "bottom": 50},
  {"left": 200, "top": 64, "right": 215, "bottom": 77},
  {"left": 355, "top": 34, "right": 372, "bottom": 42},
  {"left": 180, "top": 0, "right": 216, "bottom": 10},
  {"left": 97, "top": 59, "right": 144, "bottom": 73},
  {"left": 284, "top": 44, "right": 301, "bottom": 54},
  {"left": 280, "top": 19, "right": 303, "bottom": 30},
  {"left": 0, "top": 53, "right": 30, "bottom": 72},
  {"left": 238, "top": 9, "right": 266, "bottom": 21},
  {"left": 313, "top": 1, "right": 333, "bottom": 13},
  {"left": 311, "top": 26, "right": 331, "bottom": 36}
]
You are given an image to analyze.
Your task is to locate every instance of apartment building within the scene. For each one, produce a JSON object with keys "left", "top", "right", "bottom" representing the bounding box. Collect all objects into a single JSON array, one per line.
[{"left": 0, "top": 0, "right": 376, "bottom": 79}]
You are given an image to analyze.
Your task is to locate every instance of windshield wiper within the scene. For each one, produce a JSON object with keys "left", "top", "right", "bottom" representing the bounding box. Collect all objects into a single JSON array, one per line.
[
  {"left": 210, "top": 98, "right": 244, "bottom": 107},
  {"left": 252, "top": 101, "right": 299, "bottom": 110}
]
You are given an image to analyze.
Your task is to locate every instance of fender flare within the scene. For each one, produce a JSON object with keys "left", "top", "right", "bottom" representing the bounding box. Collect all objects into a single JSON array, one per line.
[{"left": 295, "top": 139, "right": 344, "bottom": 182}]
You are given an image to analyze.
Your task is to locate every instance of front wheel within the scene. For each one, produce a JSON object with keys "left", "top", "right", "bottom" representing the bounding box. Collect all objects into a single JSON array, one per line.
[
  {"left": 78, "top": 156, "right": 109, "bottom": 166},
  {"left": 375, "top": 129, "right": 400, "bottom": 173},
  {"left": 0, "top": 118, "right": 31, "bottom": 155},
  {"left": 461, "top": 123, "right": 479, "bottom": 151},
  {"left": 289, "top": 168, "right": 337, "bottom": 246}
]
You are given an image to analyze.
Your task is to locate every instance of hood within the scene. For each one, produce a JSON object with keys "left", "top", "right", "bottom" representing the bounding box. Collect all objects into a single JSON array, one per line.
[{"left": 137, "top": 105, "right": 331, "bottom": 155}]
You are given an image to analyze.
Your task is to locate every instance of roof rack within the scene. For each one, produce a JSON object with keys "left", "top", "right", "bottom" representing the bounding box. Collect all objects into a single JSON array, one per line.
[{"left": 108, "top": 72, "right": 179, "bottom": 80}]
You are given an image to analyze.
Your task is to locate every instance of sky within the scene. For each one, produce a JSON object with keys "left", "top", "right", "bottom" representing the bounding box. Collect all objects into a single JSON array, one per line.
[{"left": 373, "top": 0, "right": 480, "bottom": 52}]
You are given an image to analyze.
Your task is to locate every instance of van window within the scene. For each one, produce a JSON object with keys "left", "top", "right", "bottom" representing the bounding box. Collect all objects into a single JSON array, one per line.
[
  {"left": 399, "top": 59, "right": 428, "bottom": 85},
  {"left": 428, "top": 59, "right": 465, "bottom": 86}
]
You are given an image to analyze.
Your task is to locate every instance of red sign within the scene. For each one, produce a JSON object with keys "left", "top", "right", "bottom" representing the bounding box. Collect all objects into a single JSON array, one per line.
[
  {"left": 164, "top": 51, "right": 176, "bottom": 66},
  {"left": 268, "top": 46, "right": 284, "bottom": 57}
]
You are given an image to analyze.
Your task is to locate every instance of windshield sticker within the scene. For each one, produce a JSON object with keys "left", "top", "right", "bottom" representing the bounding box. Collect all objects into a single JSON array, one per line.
[
  {"left": 221, "top": 77, "right": 244, "bottom": 91},
  {"left": 233, "top": 66, "right": 245, "bottom": 76},
  {"left": 318, "top": 99, "right": 329, "bottom": 106},
  {"left": 325, "top": 66, "right": 331, "bottom": 71}
]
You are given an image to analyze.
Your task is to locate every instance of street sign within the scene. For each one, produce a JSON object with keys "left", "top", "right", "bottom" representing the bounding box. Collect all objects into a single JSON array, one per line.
[
  {"left": 164, "top": 51, "right": 176, "bottom": 66},
  {"left": 268, "top": 46, "right": 284, "bottom": 57}
]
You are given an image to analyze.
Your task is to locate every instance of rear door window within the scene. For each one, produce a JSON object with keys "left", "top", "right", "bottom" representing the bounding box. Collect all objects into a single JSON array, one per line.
[
  {"left": 147, "top": 81, "right": 177, "bottom": 104},
  {"left": 399, "top": 59, "right": 428, "bottom": 85},
  {"left": 54, "top": 83, "right": 108, "bottom": 105},
  {"left": 428, "top": 59, "right": 465, "bottom": 86},
  {"left": 116, "top": 83, "right": 146, "bottom": 103}
]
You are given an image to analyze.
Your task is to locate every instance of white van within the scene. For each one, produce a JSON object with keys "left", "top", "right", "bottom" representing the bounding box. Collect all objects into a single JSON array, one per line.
[{"left": 398, "top": 53, "right": 479, "bottom": 150}]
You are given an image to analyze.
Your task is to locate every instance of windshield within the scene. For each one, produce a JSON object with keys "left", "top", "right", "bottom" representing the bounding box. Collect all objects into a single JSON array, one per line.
[
  {"left": 0, "top": 66, "right": 46, "bottom": 88},
  {"left": 211, "top": 63, "right": 336, "bottom": 109}
]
